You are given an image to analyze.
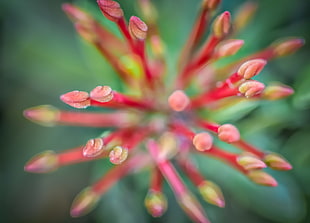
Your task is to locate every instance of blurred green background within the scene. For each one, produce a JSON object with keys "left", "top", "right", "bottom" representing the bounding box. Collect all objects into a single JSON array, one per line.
[{"left": 1, "top": 0, "right": 310, "bottom": 222}]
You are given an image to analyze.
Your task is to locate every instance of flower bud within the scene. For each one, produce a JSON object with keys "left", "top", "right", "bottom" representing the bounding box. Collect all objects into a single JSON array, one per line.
[
  {"left": 273, "top": 38, "right": 305, "bottom": 57},
  {"left": 178, "top": 192, "right": 208, "bottom": 223},
  {"left": 24, "top": 150, "right": 58, "bottom": 173},
  {"left": 109, "top": 146, "right": 128, "bottom": 165},
  {"left": 262, "top": 84, "right": 294, "bottom": 100},
  {"left": 158, "top": 132, "right": 178, "bottom": 160},
  {"left": 70, "top": 187, "right": 99, "bottom": 217},
  {"left": 83, "top": 138, "right": 105, "bottom": 158},
  {"left": 237, "top": 59, "right": 267, "bottom": 79},
  {"left": 218, "top": 124, "right": 240, "bottom": 143},
  {"left": 238, "top": 80, "right": 265, "bottom": 98},
  {"left": 212, "top": 11, "right": 231, "bottom": 38},
  {"left": 264, "top": 153, "right": 292, "bottom": 171},
  {"left": 90, "top": 86, "right": 114, "bottom": 102},
  {"left": 217, "top": 39, "right": 244, "bottom": 57},
  {"left": 202, "top": 0, "right": 221, "bottom": 10},
  {"left": 24, "top": 105, "right": 60, "bottom": 126},
  {"left": 60, "top": 90, "right": 90, "bottom": 108},
  {"left": 237, "top": 155, "right": 266, "bottom": 170},
  {"left": 144, "top": 190, "right": 167, "bottom": 217},
  {"left": 138, "top": 0, "right": 158, "bottom": 23},
  {"left": 247, "top": 170, "right": 278, "bottom": 187},
  {"left": 97, "top": 0, "right": 124, "bottom": 22},
  {"left": 198, "top": 181, "right": 225, "bottom": 207},
  {"left": 193, "top": 132, "right": 213, "bottom": 151},
  {"left": 168, "top": 90, "right": 190, "bottom": 112},
  {"left": 150, "top": 35, "right": 165, "bottom": 57},
  {"left": 62, "top": 3, "right": 92, "bottom": 23},
  {"left": 234, "top": 2, "right": 258, "bottom": 31},
  {"left": 129, "top": 16, "right": 148, "bottom": 40}
]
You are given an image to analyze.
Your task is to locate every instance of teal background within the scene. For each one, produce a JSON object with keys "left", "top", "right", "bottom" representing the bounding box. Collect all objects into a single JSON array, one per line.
[{"left": 1, "top": 0, "right": 310, "bottom": 222}]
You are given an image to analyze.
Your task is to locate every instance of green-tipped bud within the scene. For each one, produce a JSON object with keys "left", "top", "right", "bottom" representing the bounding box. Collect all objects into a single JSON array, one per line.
[
  {"left": 198, "top": 181, "right": 225, "bottom": 208},
  {"left": 144, "top": 190, "right": 167, "bottom": 217},
  {"left": 264, "top": 153, "right": 292, "bottom": 171},
  {"left": 212, "top": 11, "right": 231, "bottom": 38},
  {"left": 247, "top": 170, "right": 278, "bottom": 187},
  {"left": 119, "top": 54, "right": 144, "bottom": 79},
  {"left": 262, "top": 84, "right": 294, "bottom": 100},
  {"left": 70, "top": 187, "right": 100, "bottom": 217},
  {"left": 239, "top": 80, "right": 265, "bottom": 98},
  {"left": 158, "top": 132, "right": 178, "bottom": 160},
  {"left": 202, "top": 0, "right": 221, "bottom": 10},
  {"left": 217, "top": 39, "right": 244, "bottom": 58},
  {"left": 23, "top": 105, "right": 60, "bottom": 127},
  {"left": 109, "top": 146, "right": 128, "bottom": 165},
  {"left": 178, "top": 192, "right": 209, "bottom": 223},
  {"left": 237, "top": 155, "right": 266, "bottom": 170},
  {"left": 234, "top": 2, "right": 258, "bottom": 31},
  {"left": 272, "top": 38, "right": 305, "bottom": 57},
  {"left": 24, "top": 150, "right": 58, "bottom": 173}
]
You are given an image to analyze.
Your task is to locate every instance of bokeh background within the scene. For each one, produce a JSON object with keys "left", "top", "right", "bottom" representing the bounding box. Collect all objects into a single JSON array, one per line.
[{"left": 1, "top": 0, "right": 310, "bottom": 222}]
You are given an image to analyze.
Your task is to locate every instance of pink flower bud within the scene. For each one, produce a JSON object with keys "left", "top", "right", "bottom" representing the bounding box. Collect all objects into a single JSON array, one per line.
[
  {"left": 273, "top": 38, "right": 305, "bottom": 57},
  {"left": 129, "top": 16, "right": 148, "bottom": 40},
  {"left": 247, "top": 170, "right": 278, "bottom": 187},
  {"left": 109, "top": 146, "right": 128, "bottom": 165},
  {"left": 168, "top": 90, "right": 190, "bottom": 112},
  {"left": 262, "top": 84, "right": 294, "bottom": 100},
  {"left": 24, "top": 151, "right": 58, "bottom": 173},
  {"left": 217, "top": 39, "right": 244, "bottom": 57},
  {"left": 198, "top": 181, "right": 225, "bottom": 208},
  {"left": 90, "top": 86, "right": 114, "bottom": 102},
  {"left": 237, "top": 59, "right": 267, "bottom": 79},
  {"left": 23, "top": 105, "right": 60, "bottom": 126},
  {"left": 83, "top": 138, "right": 105, "bottom": 158},
  {"left": 97, "top": 0, "right": 124, "bottom": 22},
  {"left": 193, "top": 132, "right": 213, "bottom": 151},
  {"left": 264, "top": 153, "right": 292, "bottom": 171},
  {"left": 144, "top": 190, "right": 168, "bottom": 217},
  {"left": 70, "top": 187, "right": 99, "bottom": 217},
  {"left": 237, "top": 155, "right": 267, "bottom": 170},
  {"left": 218, "top": 124, "right": 240, "bottom": 143},
  {"left": 60, "top": 91, "right": 90, "bottom": 108},
  {"left": 239, "top": 80, "right": 265, "bottom": 97},
  {"left": 212, "top": 11, "right": 231, "bottom": 38}
]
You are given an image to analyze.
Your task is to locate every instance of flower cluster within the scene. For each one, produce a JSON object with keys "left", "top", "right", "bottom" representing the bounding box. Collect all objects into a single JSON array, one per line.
[{"left": 24, "top": 0, "right": 304, "bottom": 222}]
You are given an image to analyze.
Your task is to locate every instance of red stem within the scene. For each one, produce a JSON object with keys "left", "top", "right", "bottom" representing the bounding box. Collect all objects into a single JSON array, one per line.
[
  {"left": 92, "top": 154, "right": 150, "bottom": 195},
  {"left": 233, "top": 140, "right": 265, "bottom": 158},
  {"left": 150, "top": 167, "right": 164, "bottom": 192},
  {"left": 57, "top": 147, "right": 108, "bottom": 166},
  {"left": 178, "top": 159, "right": 205, "bottom": 186},
  {"left": 199, "top": 146, "right": 247, "bottom": 174},
  {"left": 58, "top": 111, "right": 129, "bottom": 127},
  {"left": 91, "top": 91, "right": 154, "bottom": 110}
]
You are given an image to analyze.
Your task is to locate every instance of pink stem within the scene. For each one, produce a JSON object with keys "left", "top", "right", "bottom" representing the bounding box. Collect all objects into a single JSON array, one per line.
[
  {"left": 92, "top": 154, "right": 150, "bottom": 195},
  {"left": 58, "top": 111, "right": 129, "bottom": 127},
  {"left": 199, "top": 146, "right": 247, "bottom": 174}
]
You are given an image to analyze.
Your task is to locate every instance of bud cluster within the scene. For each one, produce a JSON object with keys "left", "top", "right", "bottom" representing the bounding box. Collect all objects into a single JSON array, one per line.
[{"left": 24, "top": 0, "right": 303, "bottom": 222}]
